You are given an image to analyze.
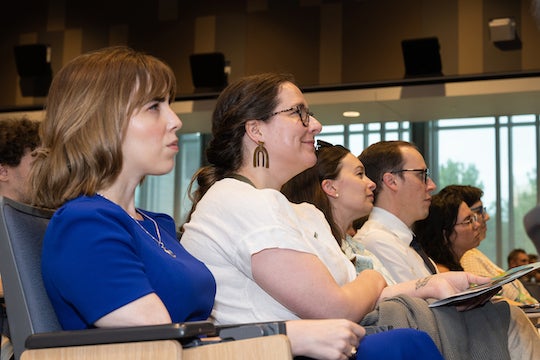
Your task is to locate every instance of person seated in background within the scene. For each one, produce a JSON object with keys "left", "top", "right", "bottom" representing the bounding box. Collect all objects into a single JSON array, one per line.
[
  {"left": 508, "top": 248, "right": 531, "bottom": 269},
  {"left": 355, "top": 140, "right": 540, "bottom": 358},
  {"left": 0, "top": 117, "right": 40, "bottom": 203},
  {"left": 0, "top": 116, "right": 40, "bottom": 360},
  {"left": 179, "top": 73, "right": 540, "bottom": 359},
  {"left": 414, "top": 186, "right": 482, "bottom": 273},
  {"left": 455, "top": 185, "right": 538, "bottom": 305},
  {"left": 507, "top": 248, "right": 538, "bottom": 290},
  {"left": 28, "top": 47, "right": 441, "bottom": 360}
]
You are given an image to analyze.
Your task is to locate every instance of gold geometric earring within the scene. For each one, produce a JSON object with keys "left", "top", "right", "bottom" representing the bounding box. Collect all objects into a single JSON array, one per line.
[{"left": 253, "top": 141, "right": 269, "bottom": 168}]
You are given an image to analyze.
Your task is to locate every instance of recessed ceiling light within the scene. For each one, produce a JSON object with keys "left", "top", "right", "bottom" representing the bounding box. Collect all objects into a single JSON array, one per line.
[{"left": 343, "top": 111, "right": 360, "bottom": 118}]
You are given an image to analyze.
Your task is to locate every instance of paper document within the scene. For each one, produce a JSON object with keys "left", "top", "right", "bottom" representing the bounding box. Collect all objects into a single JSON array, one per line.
[{"left": 429, "top": 262, "right": 540, "bottom": 307}]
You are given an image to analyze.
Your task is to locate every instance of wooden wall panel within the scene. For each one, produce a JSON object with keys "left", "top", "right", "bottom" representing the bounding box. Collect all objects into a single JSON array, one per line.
[
  {"left": 342, "top": 0, "right": 425, "bottom": 82},
  {"left": 2, "top": 0, "right": 540, "bottom": 108},
  {"left": 245, "top": 7, "right": 320, "bottom": 86}
]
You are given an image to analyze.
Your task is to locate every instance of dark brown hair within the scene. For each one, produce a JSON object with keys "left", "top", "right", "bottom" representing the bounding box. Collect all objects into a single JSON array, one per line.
[
  {"left": 358, "top": 140, "right": 418, "bottom": 198},
  {"left": 282, "top": 143, "right": 350, "bottom": 243},
  {"left": 0, "top": 117, "right": 40, "bottom": 166},
  {"left": 414, "top": 187, "right": 465, "bottom": 271},
  {"left": 442, "top": 185, "right": 483, "bottom": 207},
  {"left": 186, "top": 73, "right": 295, "bottom": 219}
]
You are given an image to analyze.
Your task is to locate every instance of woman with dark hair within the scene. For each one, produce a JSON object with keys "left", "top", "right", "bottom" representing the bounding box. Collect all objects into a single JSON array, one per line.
[
  {"left": 282, "top": 142, "right": 394, "bottom": 283},
  {"left": 414, "top": 187, "right": 481, "bottom": 272},
  {"left": 452, "top": 185, "right": 538, "bottom": 304}
]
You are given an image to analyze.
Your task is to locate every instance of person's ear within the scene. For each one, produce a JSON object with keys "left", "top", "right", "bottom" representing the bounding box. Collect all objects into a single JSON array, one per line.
[
  {"left": 321, "top": 179, "right": 339, "bottom": 198},
  {"left": 245, "top": 120, "right": 263, "bottom": 143},
  {"left": 0, "top": 164, "right": 8, "bottom": 181},
  {"left": 382, "top": 172, "right": 398, "bottom": 190},
  {"left": 443, "top": 229, "right": 452, "bottom": 244}
]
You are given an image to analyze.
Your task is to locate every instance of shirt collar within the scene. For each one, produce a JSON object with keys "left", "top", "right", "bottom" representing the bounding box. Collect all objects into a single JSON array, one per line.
[{"left": 369, "top": 207, "right": 415, "bottom": 245}]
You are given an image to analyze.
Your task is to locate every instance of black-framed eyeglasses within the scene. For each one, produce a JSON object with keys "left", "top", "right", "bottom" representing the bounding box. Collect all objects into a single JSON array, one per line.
[
  {"left": 270, "top": 104, "right": 313, "bottom": 127},
  {"left": 470, "top": 205, "right": 487, "bottom": 216},
  {"left": 390, "top": 168, "right": 430, "bottom": 184},
  {"left": 455, "top": 214, "right": 478, "bottom": 227}
]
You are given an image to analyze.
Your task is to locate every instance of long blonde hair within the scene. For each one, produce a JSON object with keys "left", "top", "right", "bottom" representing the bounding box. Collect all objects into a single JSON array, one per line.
[{"left": 30, "top": 46, "right": 176, "bottom": 209}]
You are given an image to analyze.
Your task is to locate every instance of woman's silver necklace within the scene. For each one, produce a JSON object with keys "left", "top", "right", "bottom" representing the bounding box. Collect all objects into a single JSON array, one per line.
[
  {"left": 135, "top": 211, "right": 176, "bottom": 258},
  {"left": 96, "top": 193, "right": 176, "bottom": 258}
]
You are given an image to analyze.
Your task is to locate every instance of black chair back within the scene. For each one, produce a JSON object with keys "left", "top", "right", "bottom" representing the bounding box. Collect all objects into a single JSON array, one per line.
[{"left": 0, "top": 196, "right": 57, "bottom": 359}]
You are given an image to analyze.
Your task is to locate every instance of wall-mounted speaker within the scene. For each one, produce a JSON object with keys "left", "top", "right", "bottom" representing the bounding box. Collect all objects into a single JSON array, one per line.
[
  {"left": 489, "top": 18, "right": 516, "bottom": 42},
  {"left": 401, "top": 37, "right": 443, "bottom": 78},
  {"left": 189, "top": 52, "right": 228, "bottom": 92},
  {"left": 13, "top": 44, "right": 52, "bottom": 97},
  {"left": 488, "top": 18, "right": 521, "bottom": 50}
]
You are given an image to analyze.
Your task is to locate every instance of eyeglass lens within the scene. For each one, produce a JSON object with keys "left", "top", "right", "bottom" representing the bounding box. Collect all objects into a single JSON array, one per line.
[
  {"left": 391, "top": 169, "right": 430, "bottom": 184},
  {"left": 297, "top": 105, "right": 312, "bottom": 127},
  {"left": 422, "top": 170, "right": 429, "bottom": 183},
  {"left": 457, "top": 214, "right": 478, "bottom": 226},
  {"left": 470, "top": 206, "right": 486, "bottom": 215}
]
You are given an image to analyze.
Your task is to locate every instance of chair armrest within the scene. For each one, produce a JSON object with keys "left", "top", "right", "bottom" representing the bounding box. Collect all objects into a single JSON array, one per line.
[
  {"left": 183, "top": 334, "right": 292, "bottom": 360},
  {"left": 216, "top": 321, "right": 286, "bottom": 340},
  {"left": 25, "top": 321, "right": 215, "bottom": 349}
]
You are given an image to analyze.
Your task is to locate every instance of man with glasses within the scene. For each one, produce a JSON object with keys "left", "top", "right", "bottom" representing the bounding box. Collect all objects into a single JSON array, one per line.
[
  {"left": 354, "top": 143, "right": 540, "bottom": 356},
  {"left": 354, "top": 140, "right": 438, "bottom": 283},
  {"left": 455, "top": 185, "right": 538, "bottom": 305}
]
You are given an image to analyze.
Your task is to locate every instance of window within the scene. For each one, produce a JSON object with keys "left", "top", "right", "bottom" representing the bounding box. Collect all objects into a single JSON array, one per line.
[
  {"left": 319, "top": 115, "right": 539, "bottom": 267},
  {"left": 318, "top": 121, "right": 410, "bottom": 156},
  {"left": 136, "top": 133, "right": 205, "bottom": 227},
  {"left": 431, "top": 115, "right": 538, "bottom": 265}
]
